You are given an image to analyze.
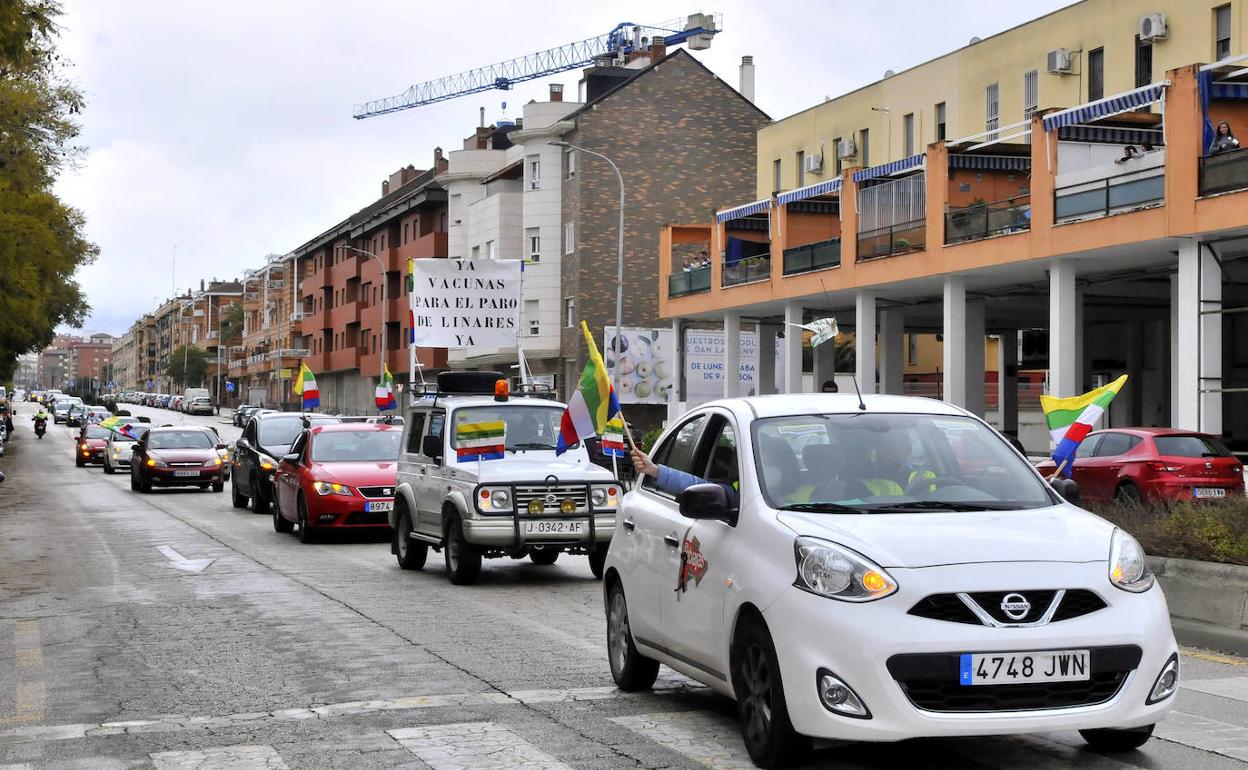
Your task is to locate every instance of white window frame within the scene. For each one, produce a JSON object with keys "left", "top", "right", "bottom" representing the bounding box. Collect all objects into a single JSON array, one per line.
[
  {"left": 527, "top": 228, "right": 540, "bottom": 262},
  {"left": 934, "top": 102, "right": 946, "bottom": 142},
  {"left": 565, "top": 149, "right": 576, "bottom": 178},
  {"left": 985, "top": 82, "right": 999, "bottom": 141},
  {"left": 902, "top": 113, "right": 915, "bottom": 157},
  {"left": 1215, "top": 4, "right": 1232, "bottom": 61},
  {"left": 564, "top": 222, "right": 575, "bottom": 254},
  {"left": 528, "top": 157, "right": 541, "bottom": 190},
  {"left": 1023, "top": 70, "right": 1038, "bottom": 143},
  {"left": 565, "top": 298, "right": 575, "bottom": 328}
]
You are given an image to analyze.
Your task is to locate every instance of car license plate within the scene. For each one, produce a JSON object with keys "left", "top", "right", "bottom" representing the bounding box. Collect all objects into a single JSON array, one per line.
[
  {"left": 173, "top": 470, "right": 199, "bottom": 478},
  {"left": 960, "top": 649, "right": 1090, "bottom": 686},
  {"left": 1194, "top": 487, "right": 1227, "bottom": 498},
  {"left": 523, "top": 520, "right": 585, "bottom": 536},
  {"left": 365, "top": 500, "right": 394, "bottom": 513}
]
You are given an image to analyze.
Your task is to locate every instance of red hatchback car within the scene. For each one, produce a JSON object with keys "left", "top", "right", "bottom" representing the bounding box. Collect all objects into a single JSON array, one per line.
[
  {"left": 1037, "top": 428, "right": 1244, "bottom": 504},
  {"left": 130, "top": 427, "right": 227, "bottom": 493},
  {"left": 75, "top": 424, "right": 111, "bottom": 467},
  {"left": 273, "top": 423, "right": 401, "bottom": 543}
]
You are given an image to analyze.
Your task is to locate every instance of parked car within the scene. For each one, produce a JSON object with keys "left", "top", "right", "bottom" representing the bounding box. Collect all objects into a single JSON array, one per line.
[
  {"left": 273, "top": 423, "right": 402, "bottom": 543},
  {"left": 187, "top": 396, "right": 214, "bottom": 415},
  {"left": 130, "top": 426, "right": 227, "bottom": 493},
  {"left": 74, "top": 424, "right": 112, "bottom": 467},
  {"left": 603, "top": 394, "right": 1178, "bottom": 766},
  {"left": 232, "top": 404, "right": 258, "bottom": 427},
  {"left": 1036, "top": 427, "right": 1244, "bottom": 504},
  {"left": 231, "top": 412, "right": 341, "bottom": 512},
  {"left": 102, "top": 423, "right": 152, "bottom": 474},
  {"left": 170, "top": 395, "right": 184, "bottom": 411}
]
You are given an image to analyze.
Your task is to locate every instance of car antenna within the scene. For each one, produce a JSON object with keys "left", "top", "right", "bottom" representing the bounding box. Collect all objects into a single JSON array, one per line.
[{"left": 849, "top": 372, "right": 867, "bottom": 411}]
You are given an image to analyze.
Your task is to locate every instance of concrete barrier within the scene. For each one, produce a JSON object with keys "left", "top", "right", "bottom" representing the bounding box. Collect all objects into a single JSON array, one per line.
[{"left": 1150, "top": 555, "right": 1248, "bottom": 656}]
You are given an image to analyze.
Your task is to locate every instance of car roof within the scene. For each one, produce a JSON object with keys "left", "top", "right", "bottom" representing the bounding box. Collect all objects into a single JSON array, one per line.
[
  {"left": 412, "top": 395, "right": 567, "bottom": 409},
  {"left": 310, "top": 423, "right": 401, "bottom": 435},
  {"left": 146, "top": 425, "right": 213, "bottom": 434},
  {"left": 701, "top": 393, "right": 971, "bottom": 420},
  {"left": 1090, "top": 427, "right": 1215, "bottom": 438},
  {"left": 254, "top": 412, "right": 339, "bottom": 421}
]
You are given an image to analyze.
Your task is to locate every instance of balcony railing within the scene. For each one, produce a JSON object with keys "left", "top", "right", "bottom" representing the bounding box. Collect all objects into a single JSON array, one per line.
[
  {"left": 1199, "top": 147, "right": 1248, "bottom": 197},
  {"left": 722, "top": 258, "right": 771, "bottom": 287},
  {"left": 269, "top": 279, "right": 285, "bottom": 289},
  {"left": 782, "top": 238, "right": 841, "bottom": 275},
  {"left": 290, "top": 310, "right": 310, "bottom": 322},
  {"left": 1054, "top": 153, "right": 1165, "bottom": 222},
  {"left": 244, "top": 292, "right": 259, "bottom": 301},
  {"left": 267, "top": 348, "right": 310, "bottom": 360},
  {"left": 856, "top": 220, "right": 926, "bottom": 260},
  {"left": 668, "top": 266, "right": 712, "bottom": 297},
  {"left": 945, "top": 199, "right": 1031, "bottom": 245}
]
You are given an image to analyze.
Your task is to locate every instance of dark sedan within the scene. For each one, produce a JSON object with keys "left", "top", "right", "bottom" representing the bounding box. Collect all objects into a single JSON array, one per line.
[
  {"left": 130, "top": 427, "right": 227, "bottom": 493},
  {"left": 231, "top": 412, "right": 340, "bottom": 512}
]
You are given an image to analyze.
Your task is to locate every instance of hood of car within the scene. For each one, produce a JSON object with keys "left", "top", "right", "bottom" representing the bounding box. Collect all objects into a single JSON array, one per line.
[
  {"left": 148, "top": 449, "right": 218, "bottom": 464},
  {"left": 775, "top": 505, "right": 1115, "bottom": 568},
  {"left": 308, "top": 462, "right": 397, "bottom": 485},
  {"left": 466, "top": 455, "right": 615, "bottom": 483}
]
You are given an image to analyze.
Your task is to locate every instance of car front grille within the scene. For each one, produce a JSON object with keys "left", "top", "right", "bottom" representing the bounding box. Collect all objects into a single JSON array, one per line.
[
  {"left": 357, "top": 486, "right": 395, "bottom": 499},
  {"left": 345, "top": 511, "right": 389, "bottom": 526},
  {"left": 887, "top": 646, "right": 1140, "bottom": 713},
  {"left": 908, "top": 589, "right": 1107, "bottom": 626},
  {"left": 513, "top": 484, "right": 589, "bottom": 514}
]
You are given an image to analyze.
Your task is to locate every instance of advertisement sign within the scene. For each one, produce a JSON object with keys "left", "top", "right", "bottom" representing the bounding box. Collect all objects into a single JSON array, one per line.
[
  {"left": 604, "top": 327, "right": 676, "bottom": 404},
  {"left": 684, "top": 329, "right": 782, "bottom": 404},
  {"left": 410, "top": 259, "right": 521, "bottom": 348}
]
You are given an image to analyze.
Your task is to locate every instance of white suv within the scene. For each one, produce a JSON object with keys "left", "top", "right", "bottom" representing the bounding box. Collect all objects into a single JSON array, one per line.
[
  {"left": 603, "top": 394, "right": 1177, "bottom": 768},
  {"left": 390, "top": 372, "right": 620, "bottom": 584}
]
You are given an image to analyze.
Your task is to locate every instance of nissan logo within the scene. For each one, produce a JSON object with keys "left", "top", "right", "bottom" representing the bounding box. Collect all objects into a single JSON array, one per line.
[{"left": 1000, "top": 593, "right": 1032, "bottom": 621}]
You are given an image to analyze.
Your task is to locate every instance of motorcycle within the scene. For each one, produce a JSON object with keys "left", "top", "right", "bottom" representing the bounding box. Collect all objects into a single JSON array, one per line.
[{"left": 33, "top": 416, "right": 46, "bottom": 439}]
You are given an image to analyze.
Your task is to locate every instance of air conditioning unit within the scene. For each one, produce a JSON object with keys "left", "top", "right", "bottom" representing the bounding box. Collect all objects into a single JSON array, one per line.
[
  {"left": 837, "top": 137, "right": 857, "bottom": 159},
  {"left": 1046, "top": 48, "right": 1074, "bottom": 75},
  {"left": 1139, "top": 13, "right": 1167, "bottom": 41},
  {"left": 803, "top": 153, "right": 823, "bottom": 174}
]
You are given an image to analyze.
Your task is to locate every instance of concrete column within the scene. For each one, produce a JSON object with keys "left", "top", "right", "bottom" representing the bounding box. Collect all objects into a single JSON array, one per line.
[
  {"left": 855, "top": 290, "right": 877, "bottom": 394},
  {"left": 1170, "top": 274, "right": 1179, "bottom": 425},
  {"left": 783, "top": 302, "right": 804, "bottom": 393},
  {"left": 879, "top": 307, "right": 905, "bottom": 395},
  {"left": 812, "top": 336, "right": 836, "bottom": 392},
  {"left": 1175, "top": 240, "right": 1222, "bottom": 433},
  {"left": 943, "top": 276, "right": 967, "bottom": 407},
  {"left": 999, "top": 330, "right": 1019, "bottom": 436},
  {"left": 965, "top": 301, "right": 986, "bottom": 417},
  {"left": 724, "top": 311, "right": 741, "bottom": 399},
  {"left": 757, "top": 322, "right": 778, "bottom": 396},
  {"left": 668, "top": 318, "right": 685, "bottom": 423},
  {"left": 1049, "top": 259, "right": 1078, "bottom": 398}
]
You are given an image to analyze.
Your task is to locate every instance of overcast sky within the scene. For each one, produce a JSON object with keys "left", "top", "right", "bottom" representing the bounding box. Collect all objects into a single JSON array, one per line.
[{"left": 54, "top": 0, "right": 1073, "bottom": 337}]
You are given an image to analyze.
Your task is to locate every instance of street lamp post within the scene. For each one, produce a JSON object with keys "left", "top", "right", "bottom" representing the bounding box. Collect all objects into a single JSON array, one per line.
[{"left": 340, "top": 244, "right": 388, "bottom": 410}]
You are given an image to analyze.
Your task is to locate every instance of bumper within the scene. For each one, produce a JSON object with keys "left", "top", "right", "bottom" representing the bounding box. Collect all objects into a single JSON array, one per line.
[
  {"left": 80, "top": 449, "right": 104, "bottom": 463},
  {"left": 764, "top": 561, "right": 1178, "bottom": 743},
  {"left": 146, "top": 467, "right": 224, "bottom": 486},
  {"left": 306, "top": 496, "right": 395, "bottom": 529},
  {"left": 463, "top": 513, "right": 616, "bottom": 547}
]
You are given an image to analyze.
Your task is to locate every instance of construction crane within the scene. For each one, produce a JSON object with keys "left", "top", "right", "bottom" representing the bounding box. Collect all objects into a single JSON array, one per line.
[{"left": 353, "top": 13, "right": 722, "bottom": 119}]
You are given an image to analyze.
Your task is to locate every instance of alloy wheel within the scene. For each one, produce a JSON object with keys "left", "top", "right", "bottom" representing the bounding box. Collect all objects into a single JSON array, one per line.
[
  {"left": 741, "top": 643, "right": 774, "bottom": 749},
  {"left": 607, "top": 592, "right": 630, "bottom": 676}
]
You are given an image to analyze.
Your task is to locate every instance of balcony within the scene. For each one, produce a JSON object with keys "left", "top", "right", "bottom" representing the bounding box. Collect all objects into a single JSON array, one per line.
[
  {"left": 945, "top": 198, "right": 1031, "bottom": 244},
  {"left": 782, "top": 238, "right": 841, "bottom": 275},
  {"left": 1054, "top": 151, "right": 1165, "bottom": 223},
  {"left": 327, "top": 347, "right": 360, "bottom": 371},
  {"left": 668, "top": 266, "right": 711, "bottom": 297},
  {"left": 856, "top": 220, "right": 926, "bottom": 260},
  {"left": 267, "top": 348, "right": 310, "bottom": 361},
  {"left": 722, "top": 257, "right": 771, "bottom": 287},
  {"left": 328, "top": 300, "right": 360, "bottom": 329},
  {"left": 1199, "top": 147, "right": 1248, "bottom": 197}
]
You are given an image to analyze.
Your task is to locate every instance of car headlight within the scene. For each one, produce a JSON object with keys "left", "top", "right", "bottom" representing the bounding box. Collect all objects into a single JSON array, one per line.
[
  {"left": 146, "top": 457, "right": 168, "bottom": 468},
  {"left": 259, "top": 459, "right": 275, "bottom": 471},
  {"left": 477, "top": 486, "right": 512, "bottom": 512},
  {"left": 793, "top": 537, "right": 897, "bottom": 602},
  {"left": 590, "top": 485, "right": 619, "bottom": 509},
  {"left": 313, "top": 480, "right": 352, "bottom": 497},
  {"left": 1109, "top": 528, "right": 1154, "bottom": 593},
  {"left": 207, "top": 458, "right": 223, "bottom": 467}
]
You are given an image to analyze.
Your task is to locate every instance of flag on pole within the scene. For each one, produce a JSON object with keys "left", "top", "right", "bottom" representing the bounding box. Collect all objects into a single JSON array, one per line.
[
  {"left": 455, "top": 420, "right": 506, "bottom": 461},
  {"left": 1040, "top": 374, "right": 1128, "bottom": 476},
  {"left": 407, "top": 256, "right": 416, "bottom": 345},
  {"left": 556, "top": 321, "right": 621, "bottom": 455},
  {"left": 375, "top": 365, "right": 397, "bottom": 411},
  {"left": 293, "top": 363, "right": 320, "bottom": 410},
  {"left": 601, "top": 415, "right": 627, "bottom": 458}
]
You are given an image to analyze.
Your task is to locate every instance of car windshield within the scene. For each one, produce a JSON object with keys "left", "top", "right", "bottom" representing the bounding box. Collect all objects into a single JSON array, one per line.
[
  {"left": 449, "top": 406, "right": 565, "bottom": 452},
  {"left": 259, "top": 416, "right": 337, "bottom": 449},
  {"left": 114, "top": 425, "right": 150, "bottom": 441},
  {"left": 752, "top": 413, "right": 1054, "bottom": 512},
  {"left": 148, "top": 430, "right": 213, "bottom": 450},
  {"left": 84, "top": 426, "right": 110, "bottom": 439},
  {"left": 312, "top": 430, "right": 402, "bottom": 462},
  {"left": 1155, "top": 435, "right": 1232, "bottom": 458}
]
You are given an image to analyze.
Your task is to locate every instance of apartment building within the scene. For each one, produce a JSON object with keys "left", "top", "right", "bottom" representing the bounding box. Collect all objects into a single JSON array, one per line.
[
  {"left": 660, "top": 0, "right": 1248, "bottom": 452},
  {"left": 36, "top": 345, "right": 70, "bottom": 390},
  {"left": 111, "top": 315, "right": 157, "bottom": 392},
  {"left": 295, "top": 157, "right": 450, "bottom": 413},
  {"left": 228, "top": 254, "right": 305, "bottom": 408},
  {"left": 69, "top": 333, "right": 114, "bottom": 396},
  {"left": 15, "top": 353, "right": 38, "bottom": 390}
]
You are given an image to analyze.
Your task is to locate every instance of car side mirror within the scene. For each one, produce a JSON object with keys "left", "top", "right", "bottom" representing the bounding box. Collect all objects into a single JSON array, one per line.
[
  {"left": 236, "top": 438, "right": 250, "bottom": 450},
  {"left": 281, "top": 453, "right": 299, "bottom": 464},
  {"left": 1051, "top": 477, "right": 1081, "bottom": 505},
  {"left": 422, "top": 435, "right": 443, "bottom": 460},
  {"left": 216, "top": 443, "right": 228, "bottom": 451},
  {"left": 679, "top": 483, "right": 733, "bottom": 522}
]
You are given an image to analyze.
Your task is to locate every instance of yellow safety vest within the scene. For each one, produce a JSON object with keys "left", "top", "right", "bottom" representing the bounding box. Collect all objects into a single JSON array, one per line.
[{"left": 862, "top": 478, "right": 904, "bottom": 497}]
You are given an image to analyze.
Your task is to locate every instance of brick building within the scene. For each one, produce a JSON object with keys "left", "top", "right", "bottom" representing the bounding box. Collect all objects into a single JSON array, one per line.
[{"left": 228, "top": 254, "right": 304, "bottom": 408}]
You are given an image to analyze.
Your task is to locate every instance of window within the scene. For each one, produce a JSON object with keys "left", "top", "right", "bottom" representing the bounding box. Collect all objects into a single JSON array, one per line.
[
  {"left": 796, "top": 150, "right": 805, "bottom": 188},
  {"left": 471, "top": 245, "right": 480, "bottom": 259},
  {"left": 772, "top": 158, "right": 782, "bottom": 193},
  {"left": 528, "top": 156, "right": 541, "bottom": 190},
  {"left": 860, "top": 128, "right": 870, "bottom": 167},
  {"left": 985, "top": 82, "right": 999, "bottom": 141},
  {"left": 565, "top": 298, "right": 575, "bottom": 328},
  {"left": 565, "top": 148, "right": 576, "bottom": 178},
  {"left": 1087, "top": 47, "right": 1104, "bottom": 101},
  {"left": 564, "top": 222, "right": 575, "bottom": 254},
  {"left": 1023, "top": 69, "right": 1038, "bottom": 122},
  {"left": 833, "top": 137, "right": 843, "bottom": 175},
  {"left": 643, "top": 415, "right": 707, "bottom": 494},
  {"left": 1216, "top": 4, "right": 1232, "bottom": 60},
  {"left": 698, "top": 416, "right": 740, "bottom": 493},
  {"left": 1093, "top": 432, "right": 1139, "bottom": 458},
  {"left": 1074, "top": 434, "right": 1103, "bottom": 459},
  {"left": 526, "top": 300, "right": 539, "bottom": 336},
  {"left": 1134, "top": 36, "right": 1152, "bottom": 89},
  {"left": 486, "top": 240, "right": 495, "bottom": 260},
  {"left": 380, "top": 233, "right": 386, "bottom": 250},
  {"left": 404, "top": 411, "right": 428, "bottom": 455},
  {"left": 404, "top": 222, "right": 410, "bottom": 243},
  {"left": 527, "top": 228, "right": 540, "bottom": 262},
  {"left": 902, "top": 113, "right": 915, "bottom": 156},
  {"left": 907, "top": 334, "right": 917, "bottom": 365}
]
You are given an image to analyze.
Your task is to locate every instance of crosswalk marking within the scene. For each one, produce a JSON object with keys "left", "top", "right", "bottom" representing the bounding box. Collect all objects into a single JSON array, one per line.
[
  {"left": 151, "top": 744, "right": 289, "bottom": 769},
  {"left": 1182, "top": 676, "right": 1248, "bottom": 703},
  {"left": 612, "top": 711, "right": 756, "bottom": 770},
  {"left": 1155, "top": 710, "right": 1248, "bottom": 762},
  {"left": 388, "top": 721, "right": 573, "bottom": 770}
]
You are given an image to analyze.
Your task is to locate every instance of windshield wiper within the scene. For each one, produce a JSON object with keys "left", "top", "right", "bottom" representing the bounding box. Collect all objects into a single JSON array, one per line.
[
  {"left": 509, "top": 443, "right": 555, "bottom": 451},
  {"left": 777, "top": 502, "right": 865, "bottom": 514},
  {"left": 865, "top": 501, "right": 1013, "bottom": 512}
]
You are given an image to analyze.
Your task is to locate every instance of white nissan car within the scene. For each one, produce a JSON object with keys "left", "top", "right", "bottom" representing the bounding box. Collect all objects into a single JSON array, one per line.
[{"left": 603, "top": 394, "right": 1177, "bottom": 768}]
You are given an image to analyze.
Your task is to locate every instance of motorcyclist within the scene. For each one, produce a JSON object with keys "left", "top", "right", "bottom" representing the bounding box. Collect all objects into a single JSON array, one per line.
[{"left": 32, "top": 408, "right": 48, "bottom": 438}]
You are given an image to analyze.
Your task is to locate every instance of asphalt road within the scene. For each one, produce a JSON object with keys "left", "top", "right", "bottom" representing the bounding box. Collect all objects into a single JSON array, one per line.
[{"left": 2, "top": 403, "right": 1248, "bottom": 769}]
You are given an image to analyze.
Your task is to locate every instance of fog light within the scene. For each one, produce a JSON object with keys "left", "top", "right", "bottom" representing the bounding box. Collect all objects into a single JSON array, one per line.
[
  {"left": 1147, "top": 654, "right": 1179, "bottom": 704},
  {"left": 560, "top": 499, "right": 576, "bottom": 514},
  {"left": 527, "top": 499, "right": 543, "bottom": 515},
  {"left": 816, "top": 669, "right": 870, "bottom": 718}
]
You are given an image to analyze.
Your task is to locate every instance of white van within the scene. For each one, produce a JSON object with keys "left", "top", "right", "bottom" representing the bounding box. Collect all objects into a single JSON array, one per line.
[{"left": 182, "top": 387, "right": 211, "bottom": 412}]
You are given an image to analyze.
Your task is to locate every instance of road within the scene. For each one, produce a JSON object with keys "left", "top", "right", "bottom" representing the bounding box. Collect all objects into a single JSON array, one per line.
[{"left": 2, "top": 402, "right": 1248, "bottom": 769}]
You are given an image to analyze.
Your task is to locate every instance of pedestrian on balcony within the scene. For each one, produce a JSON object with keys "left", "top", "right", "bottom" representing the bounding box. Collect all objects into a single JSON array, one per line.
[
  {"left": 1210, "top": 121, "right": 1240, "bottom": 155},
  {"left": 699, "top": 250, "right": 710, "bottom": 268},
  {"left": 1114, "top": 145, "right": 1140, "bottom": 164},
  {"left": 681, "top": 256, "right": 693, "bottom": 272}
]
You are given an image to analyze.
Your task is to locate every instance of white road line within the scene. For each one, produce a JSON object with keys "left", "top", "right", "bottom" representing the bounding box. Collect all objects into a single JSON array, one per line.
[
  {"left": 1182, "top": 676, "right": 1248, "bottom": 703},
  {"left": 388, "top": 721, "right": 574, "bottom": 770},
  {"left": 151, "top": 744, "right": 289, "bottom": 769},
  {"left": 155, "top": 545, "right": 216, "bottom": 574},
  {"left": 611, "top": 711, "right": 757, "bottom": 770},
  {"left": 1155, "top": 710, "right": 1248, "bottom": 762}
]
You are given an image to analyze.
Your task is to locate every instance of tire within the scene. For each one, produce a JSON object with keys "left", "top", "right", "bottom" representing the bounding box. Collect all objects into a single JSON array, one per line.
[
  {"left": 731, "top": 618, "right": 810, "bottom": 768},
  {"left": 605, "top": 580, "right": 660, "bottom": 691},
  {"left": 589, "top": 545, "right": 608, "bottom": 580},
  {"left": 297, "top": 497, "right": 316, "bottom": 544},
  {"left": 251, "top": 473, "right": 270, "bottom": 514},
  {"left": 1115, "top": 482, "right": 1143, "bottom": 507},
  {"left": 75, "top": 455, "right": 85, "bottom": 468},
  {"left": 231, "top": 474, "right": 249, "bottom": 509},
  {"left": 130, "top": 469, "right": 139, "bottom": 491},
  {"left": 444, "top": 515, "right": 481, "bottom": 585},
  {"left": 212, "top": 479, "right": 224, "bottom": 493},
  {"left": 395, "top": 511, "right": 428, "bottom": 570},
  {"left": 273, "top": 499, "right": 293, "bottom": 533},
  {"left": 529, "top": 548, "right": 560, "bottom": 566},
  {"left": 1080, "top": 724, "right": 1154, "bottom": 752},
  {"left": 139, "top": 472, "right": 152, "bottom": 494},
  {"left": 199, "top": 484, "right": 209, "bottom": 491},
  {"left": 103, "top": 458, "right": 114, "bottom": 475}
]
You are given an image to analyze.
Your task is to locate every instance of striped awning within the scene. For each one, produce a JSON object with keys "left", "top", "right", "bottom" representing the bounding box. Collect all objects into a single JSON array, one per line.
[
  {"left": 948, "top": 154, "right": 1031, "bottom": 171},
  {"left": 776, "top": 177, "right": 842, "bottom": 206},
  {"left": 715, "top": 198, "right": 771, "bottom": 223},
  {"left": 1042, "top": 82, "right": 1168, "bottom": 131},
  {"left": 1212, "top": 82, "right": 1248, "bottom": 100},
  {"left": 1056, "top": 125, "right": 1165, "bottom": 146},
  {"left": 851, "top": 154, "right": 925, "bottom": 183}
]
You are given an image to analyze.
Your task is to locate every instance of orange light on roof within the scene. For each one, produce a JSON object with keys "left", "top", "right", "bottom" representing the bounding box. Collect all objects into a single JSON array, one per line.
[{"left": 494, "top": 379, "right": 509, "bottom": 400}]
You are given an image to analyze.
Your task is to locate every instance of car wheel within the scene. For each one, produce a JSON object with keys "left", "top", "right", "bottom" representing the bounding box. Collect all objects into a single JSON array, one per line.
[
  {"left": 444, "top": 515, "right": 481, "bottom": 585},
  {"left": 732, "top": 619, "right": 810, "bottom": 768},
  {"left": 606, "top": 580, "right": 659, "bottom": 691},
  {"left": 529, "top": 548, "right": 559, "bottom": 566},
  {"left": 251, "top": 473, "right": 270, "bottom": 514},
  {"left": 231, "top": 474, "right": 249, "bottom": 509},
  {"left": 395, "top": 511, "right": 428, "bottom": 570},
  {"left": 589, "top": 544, "right": 608, "bottom": 580},
  {"left": 212, "top": 478, "right": 224, "bottom": 493},
  {"left": 1080, "top": 724, "right": 1154, "bottom": 752},
  {"left": 130, "top": 468, "right": 139, "bottom": 491},
  {"left": 199, "top": 483, "right": 209, "bottom": 491},
  {"left": 297, "top": 497, "right": 316, "bottom": 544},
  {"left": 139, "top": 472, "right": 152, "bottom": 494},
  {"left": 1115, "top": 482, "right": 1143, "bottom": 507},
  {"left": 103, "top": 458, "right": 114, "bottom": 475},
  {"left": 75, "top": 455, "right": 85, "bottom": 468}
]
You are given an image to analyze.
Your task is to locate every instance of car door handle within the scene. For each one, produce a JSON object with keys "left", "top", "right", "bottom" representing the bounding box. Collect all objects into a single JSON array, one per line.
[
  {"left": 622, "top": 518, "right": 635, "bottom": 532},
  {"left": 664, "top": 534, "right": 680, "bottom": 548}
]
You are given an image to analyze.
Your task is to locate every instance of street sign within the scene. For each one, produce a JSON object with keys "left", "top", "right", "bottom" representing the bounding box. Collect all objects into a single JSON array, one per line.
[{"left": 225, "top": 381, "right": 235, "bottom": 393}]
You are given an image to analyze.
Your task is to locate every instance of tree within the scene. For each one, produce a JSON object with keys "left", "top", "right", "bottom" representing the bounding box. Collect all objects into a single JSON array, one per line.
[
  {"left": 166, "top": 346, "right": 208, "bottom": 387},
  {"left": 0, "top": 2, "right": 96, "bottom": 382},
  {"left": 219, "top": 301, "right": 244, "bottom": 345}
]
